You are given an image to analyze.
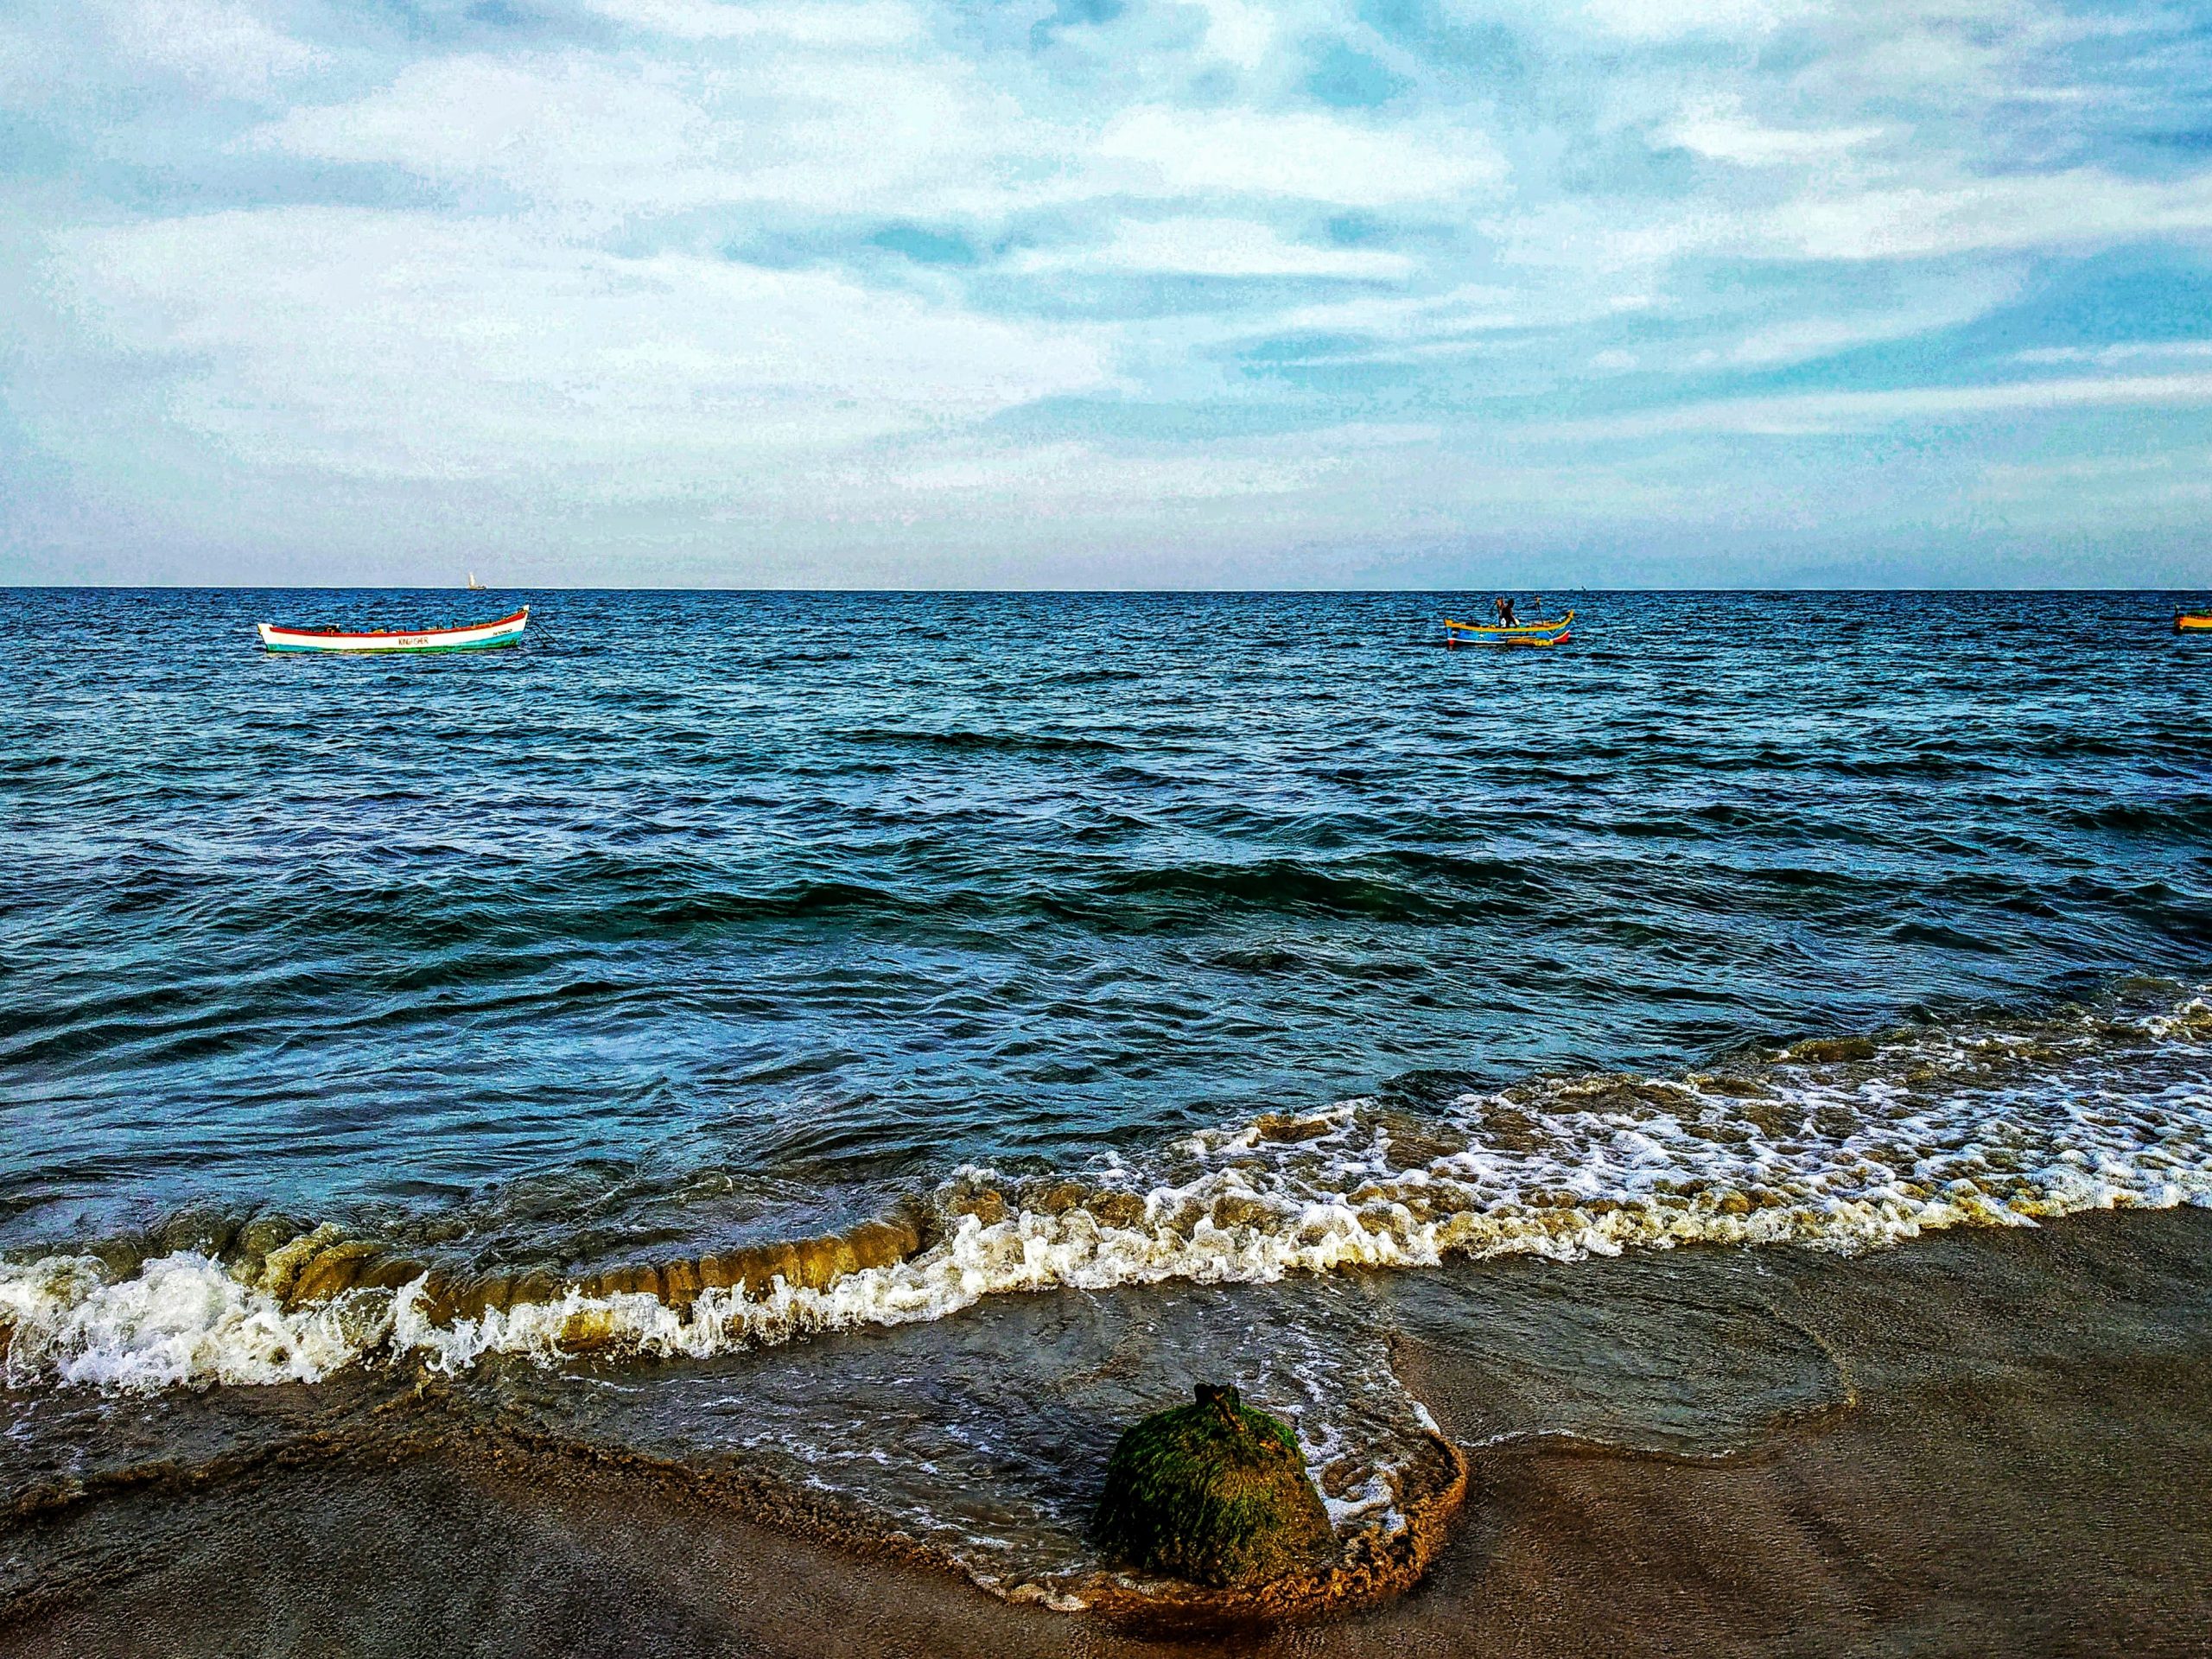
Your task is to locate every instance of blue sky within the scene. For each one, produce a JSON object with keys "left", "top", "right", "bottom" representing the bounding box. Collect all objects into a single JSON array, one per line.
[{"left": 3, "top": 0, "right": 2211, "bottom": 586}]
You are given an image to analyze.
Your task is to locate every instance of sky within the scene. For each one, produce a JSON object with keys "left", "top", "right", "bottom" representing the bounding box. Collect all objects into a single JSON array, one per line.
[{"left": 3, "top": 0, "right": 2211, "bottom": 588}]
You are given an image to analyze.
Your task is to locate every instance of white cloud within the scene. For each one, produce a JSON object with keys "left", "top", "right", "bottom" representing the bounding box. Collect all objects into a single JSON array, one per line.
[
  {"left": 1549, "top": 372, "right": 2212, "bottom": 439},
  {"left": 887, "top": 423, "right": 1439, "bottom": 516},
  {"left": 1269, "top": 283, "right": 1522, "bottom": 336},
  {"left": 1016, "top": 217, "right": 1415, "bottom": 280},
  {"left": 1764, "top": 169, "right": 2212, "bottom": 260},
  {"left": 13, "top": 0, "right": 2212, "bottom": 580},
  {"left": 1511, "top": 165, "right": 2212, "bottom": 272},
  {"left": 893, "top": 441, "right": 1320, "bottom": 500},
  {"left": 1096, "top": 107, "right": 1505, "bottom": 206},
  {"left": 260, "top": 54, "right": 1515, "bottom": 228},
  {"left": 1726, "top": 315, "right": 1929, "bottom": 365},
  {"left": 2015, "top": 341, "right": 2212, "bottom": 366},
  {"left": 1575, "top": 0, "right": 1819, "bottom": 41},
  {"left": 1230, "top": 280, "right": 1672, "bottom": 368},
  {"left": 256, "top": 45, "right": 1043, "bottom": 220},
  {"left": 1188, "top": 0, "right": 1276, "bottom": 70},
  {"left": 53, "top": 209, "right": 1115, "bottom": 486},
  {"left": 98, "top": 0, "right": 325, "bottom": 94},
  {"left": 576, "top": 0, "right": 924, "bottom": 47},
  {"left": 1664, "top": 98, "right": 1883, "bottom": 167},
  {"left": 1971, "top": 447, "right": 2212, "bottom": 523},
  {"left": 258, "top": 56, "right": 709, "bottom": 201},
  {"left": 1724, "top": 269, "right": 2021, "bottom": 365}
]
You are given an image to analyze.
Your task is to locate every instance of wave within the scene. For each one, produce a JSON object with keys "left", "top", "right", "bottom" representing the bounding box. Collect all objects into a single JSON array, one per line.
[
  {"left": 835, "top": 727, "right": 1129, "bottom": 759},
  {"left": 5, "top": 989, "right": 2209, "bottom": 1397}
]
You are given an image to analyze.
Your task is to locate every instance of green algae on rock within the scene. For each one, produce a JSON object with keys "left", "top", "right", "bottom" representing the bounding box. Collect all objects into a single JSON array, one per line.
[{"left": 1095, "top": 1384, "right": 1334, "bottom": 1587}]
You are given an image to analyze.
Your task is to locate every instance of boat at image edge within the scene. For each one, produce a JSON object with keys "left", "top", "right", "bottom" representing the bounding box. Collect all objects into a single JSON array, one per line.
[
  {"left": 2177, "top": 611, "right": 2211, "bottom": 632},
  {"left": 257, "top": 607, "right": 529, "bottom": 654}
]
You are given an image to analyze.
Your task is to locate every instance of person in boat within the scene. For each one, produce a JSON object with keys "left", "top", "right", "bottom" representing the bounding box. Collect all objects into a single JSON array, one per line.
[{"left": 1493, "top": 596, "right": 1520, "bottom": 626}]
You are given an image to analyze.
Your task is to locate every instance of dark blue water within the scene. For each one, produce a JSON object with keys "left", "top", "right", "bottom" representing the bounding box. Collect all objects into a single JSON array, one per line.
[{"left": 3, "top": 589, "right": 2208, "bottom": 1254}]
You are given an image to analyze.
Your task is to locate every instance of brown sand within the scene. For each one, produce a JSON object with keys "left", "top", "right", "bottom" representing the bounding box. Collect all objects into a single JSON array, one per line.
[{"left": 3, "top": 1205, "right": 2206, "bottom": 1657}]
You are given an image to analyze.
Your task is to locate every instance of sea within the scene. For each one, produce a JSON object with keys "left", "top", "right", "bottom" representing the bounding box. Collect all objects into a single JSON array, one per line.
[{"left": 3, "top": 588, "right": 2209, "bottom": 1614}]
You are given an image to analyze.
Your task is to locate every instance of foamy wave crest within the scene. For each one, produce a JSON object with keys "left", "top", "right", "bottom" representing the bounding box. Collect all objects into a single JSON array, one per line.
[
  {"left": 6, "top": 991, "right": 2209, "bottom": 1393},
  {"left": 0, "top": 1251, "right": 393, "bottom": 1392},
  {"left": 389, "top": 1195, "right": 1419, "bottom": 1375}
]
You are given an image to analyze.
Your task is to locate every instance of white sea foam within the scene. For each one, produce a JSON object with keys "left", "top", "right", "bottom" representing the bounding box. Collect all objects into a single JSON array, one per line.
[
  {"left": 0, "top": 1250, "right": 391, "bottom": 1393},
  {"left": 5, "top": 994, "right": 2209, "bottom": 1395}
]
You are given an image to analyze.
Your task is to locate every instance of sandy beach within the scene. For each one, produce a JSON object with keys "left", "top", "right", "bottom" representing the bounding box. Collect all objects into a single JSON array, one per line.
[{"left": 6, "top": 1204, "right": 2205, "bottom": 1658}]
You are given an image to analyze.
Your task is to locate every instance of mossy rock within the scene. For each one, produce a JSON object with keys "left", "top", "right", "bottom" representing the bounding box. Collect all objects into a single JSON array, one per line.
[{"left": 1096, "top": 1385, "right": 1335, "bottom": 1587}]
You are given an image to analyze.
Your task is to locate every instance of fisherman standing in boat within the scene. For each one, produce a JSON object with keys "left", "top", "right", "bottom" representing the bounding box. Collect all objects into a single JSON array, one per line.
[{"left": 1493, "top": 596, "right": 1520, "bottom": 626}]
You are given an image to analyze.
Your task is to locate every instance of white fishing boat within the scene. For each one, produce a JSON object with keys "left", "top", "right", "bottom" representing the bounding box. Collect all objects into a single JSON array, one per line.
[{"left": 257, "top": 607, "right": 529, "bottom": 654}]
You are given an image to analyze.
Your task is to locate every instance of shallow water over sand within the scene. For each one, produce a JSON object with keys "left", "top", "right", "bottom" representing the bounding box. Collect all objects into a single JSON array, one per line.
[{"left": 5, "top": 1210, "right": 2209, "bottom": 1654}]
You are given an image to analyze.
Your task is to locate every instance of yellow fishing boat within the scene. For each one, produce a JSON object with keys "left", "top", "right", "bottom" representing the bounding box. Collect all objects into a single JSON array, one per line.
[
  {"left": 2177, "top": 611, "right": 2211, "bottom": 632},
  {"left": 1442, "top": 609, "right": 1574, "bottom": 648}
]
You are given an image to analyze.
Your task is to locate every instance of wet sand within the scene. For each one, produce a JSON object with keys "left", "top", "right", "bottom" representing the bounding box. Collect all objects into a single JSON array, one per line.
[
  {"left": 3, "top": 1205, "right": 2207, "bottom": 1657},
  {"left": 1390, "top": 1204, "right": 2212, "bottom": 1657}
]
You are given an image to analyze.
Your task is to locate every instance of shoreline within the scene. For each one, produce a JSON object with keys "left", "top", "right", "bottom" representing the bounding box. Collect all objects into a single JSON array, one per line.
[{"left": 3, "top": 1204, "right": 2209, "bottom": 1656}]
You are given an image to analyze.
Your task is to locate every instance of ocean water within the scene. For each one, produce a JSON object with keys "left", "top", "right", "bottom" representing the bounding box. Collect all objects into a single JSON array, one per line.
[{"left": 3, "top": 588, "right": 2209, "bottom": 1607}]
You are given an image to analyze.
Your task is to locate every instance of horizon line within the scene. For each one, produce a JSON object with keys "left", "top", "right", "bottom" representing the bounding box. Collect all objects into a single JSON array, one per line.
[{"left": 5, "top": 583, "right": 2209, "bottom": 598}]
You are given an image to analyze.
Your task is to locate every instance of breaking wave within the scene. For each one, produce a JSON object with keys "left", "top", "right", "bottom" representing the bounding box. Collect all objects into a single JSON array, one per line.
[{"left": 6, "top": 990, "right": 2209, "bottom": 1397}]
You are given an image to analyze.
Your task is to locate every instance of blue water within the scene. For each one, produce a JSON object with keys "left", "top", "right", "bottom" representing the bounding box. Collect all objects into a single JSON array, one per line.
[{"left": 3, "top": 588, "right": 2208, "bottom": 1254}]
